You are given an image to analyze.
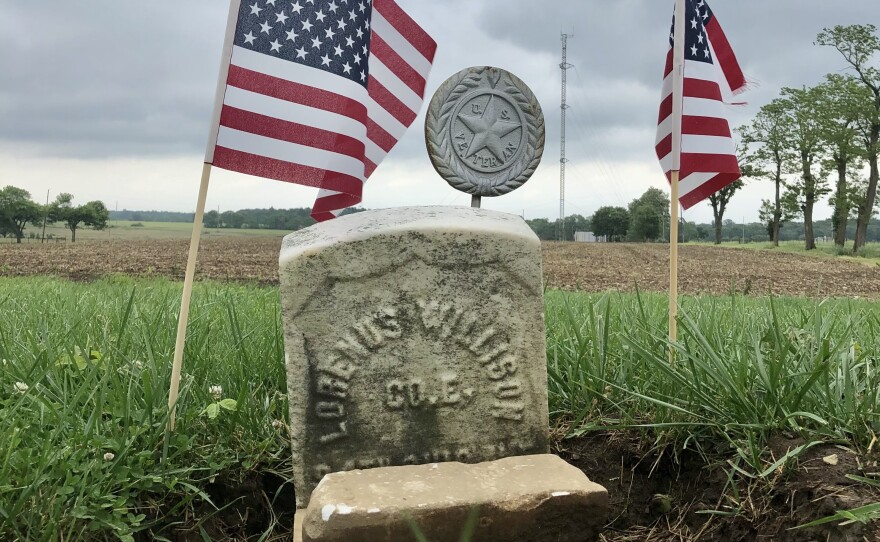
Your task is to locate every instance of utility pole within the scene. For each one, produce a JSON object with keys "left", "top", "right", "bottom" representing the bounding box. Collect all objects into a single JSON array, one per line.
[{"left": 558, "top": 33, "right": 573, "bottom": 241}]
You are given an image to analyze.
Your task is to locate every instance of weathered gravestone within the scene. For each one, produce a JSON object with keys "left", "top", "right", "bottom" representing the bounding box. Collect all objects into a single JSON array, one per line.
[
  {"left": 281, "top": 66, "right": 608, "bottom": 541},
  {"left": 280, "top": 206, "right": 551, "bottom": 509}
]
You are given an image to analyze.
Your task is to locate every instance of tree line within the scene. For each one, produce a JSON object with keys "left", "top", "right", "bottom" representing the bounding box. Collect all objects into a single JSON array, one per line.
[
  {"left": 111, "top": 207, "right": 364, "bottom": 230},
  {"left": 527, "top": 188, "right": 671, "bottom": 242},
  {"left": 0, "top": 186, "right": 109, "bottom": 243},
  {"left": 527, "top": 184, "right": 880, "bottom": 244},
  {"left": 732, "top": 24, "right": 880, "bottom": 253}
]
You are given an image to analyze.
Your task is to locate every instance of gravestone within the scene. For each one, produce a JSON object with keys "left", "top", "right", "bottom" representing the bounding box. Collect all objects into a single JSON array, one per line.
[{"left": 279, "top": 206, "right": 550, "bottom": 508}]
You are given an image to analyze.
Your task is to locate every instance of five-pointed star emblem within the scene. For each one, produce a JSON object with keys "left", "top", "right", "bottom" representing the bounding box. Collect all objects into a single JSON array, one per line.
[{"left": 457, "top": 96, "right": 521, "bottom": 162}]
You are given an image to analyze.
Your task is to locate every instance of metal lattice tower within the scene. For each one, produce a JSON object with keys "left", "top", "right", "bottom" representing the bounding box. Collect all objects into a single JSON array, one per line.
[{"left": 558, "top": 34, "right": 573, "bottom": 241}]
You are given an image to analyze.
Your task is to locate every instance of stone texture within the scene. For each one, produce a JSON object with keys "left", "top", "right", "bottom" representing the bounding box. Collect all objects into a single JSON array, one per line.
[
  {"left": 294, "top": 511, "right": 304, "bottom": 542},
  {"left": 279, "top": 206, "right": 549, "bottom": 507},
  {"left": 300, "top": 454, "right": 609, "bottom": 542}
]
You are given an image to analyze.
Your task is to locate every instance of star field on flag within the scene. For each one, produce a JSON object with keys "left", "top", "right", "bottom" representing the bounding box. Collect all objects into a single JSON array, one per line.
[{"left": 205, "top": 0, "right": 437, "bottom": 221}]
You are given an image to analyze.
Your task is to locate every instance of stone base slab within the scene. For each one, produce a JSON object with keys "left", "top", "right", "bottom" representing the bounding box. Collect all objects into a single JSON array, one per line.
[
  {"left": 294, "top": 510, "right": 304, "bottom": 542},
  {"left": 297, "top": 454, "right": 608, "bottom": 541}
]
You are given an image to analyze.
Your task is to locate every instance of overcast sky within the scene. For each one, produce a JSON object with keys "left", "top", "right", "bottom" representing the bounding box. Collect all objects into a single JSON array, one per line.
[{"left": 1, "top": 0, "right": 877, "bottom": 224}]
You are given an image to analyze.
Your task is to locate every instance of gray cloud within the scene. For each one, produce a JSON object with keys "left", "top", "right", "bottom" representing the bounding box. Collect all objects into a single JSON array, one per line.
[
  {"left": 474, "top": 0, "right": 878, "bottom": 158},
  {"left": 0, "top": 1, "right": 223, "bottom": 156},
  {"left": 1, "top": 0, "right": 877, "bottom": 168}
]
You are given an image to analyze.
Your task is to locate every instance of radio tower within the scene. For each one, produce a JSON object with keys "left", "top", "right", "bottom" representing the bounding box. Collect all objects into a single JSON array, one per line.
[{"left": 558, "top": 34, "right": 573, "bottom": 241}]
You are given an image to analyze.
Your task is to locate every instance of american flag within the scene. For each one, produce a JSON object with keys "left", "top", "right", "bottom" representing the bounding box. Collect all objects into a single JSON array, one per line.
[
  {"left": 655, "top": 0, "right": 746, "bottom": 209},
  {"left": 205, "top": 0, "right": 436, "bottom": 221}
]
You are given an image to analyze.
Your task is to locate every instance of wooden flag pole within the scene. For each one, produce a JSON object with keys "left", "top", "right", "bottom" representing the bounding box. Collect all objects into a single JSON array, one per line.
[
  {"left": 165, "top": 0, "right": 240, "bottom": 432},
  {"left": 669, "top": 0, "right": 686, "bottom": 356},
  {"left": 669, "top": 171, "right": 680, "bottom": 346},
  {"left": 168, "top": 162, "right": 213, "bottom": 430}
]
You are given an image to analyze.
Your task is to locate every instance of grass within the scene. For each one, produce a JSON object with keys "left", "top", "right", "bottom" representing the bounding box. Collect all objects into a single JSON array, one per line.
[
  {"left": 1, "top": 276, "right": 879, "bottom": 539},
  {"left": 690, "top": 240, "right": 880, "bottom": 267},
  {"left": 546, "top": 291, "right": 880, "bottom": 471},
  {"left": 0, "top": 276, "right": 289, "bottom": 541}
]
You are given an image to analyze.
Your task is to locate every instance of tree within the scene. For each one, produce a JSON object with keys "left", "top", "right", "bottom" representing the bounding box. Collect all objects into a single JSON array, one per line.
[
  {"left": 741, "top": 100, "right": 793, "bottom": 246},
  {"left": 707, "top": 138, "right": 750, "bottom": 245},
  {"left": 778, "top": 86, "right": 830, "bottom": 250},
  {"left": 814, "top": 74, "right": 868, "bottom": 247},
  {"left": 48, "top": 193, "right": 110, "bottom": 242},
  {"left": 220, "top": 210, "right": 244, "bottom": 229},
  {"left": 629, "top": 189, "right": 669, "bottom": 222},
  {"left": 848, "top": 175, "right": 880, "bottom": 226},
  {"left": 758, "top": 193, "right": 799, "bottom": 240},
  {"left": 707, "top": 180, "right": 743, "bottom": 244},
  {"left": 627, "top": 187, "right": 670, "bottom": 242},
  {"left": 526, "top": 218, "right": 555, "bottom": 241},
  {"left": 563, "top": 214, "right": 591, "bottom": 238},
  {"left": 203, "top": 210, "right": 220, "bottom": 228},
  {"left": 630, "top": 204, "right": 661, "bottom": 241},
  {"left": 817, "top": 24, "right": 880, "bottom": 253},
  {"left": 0, "top": 186, "right": 41, "bottom": 243},
  {"left": 591, "top": 206, "right": 630, "bottom": 242}
]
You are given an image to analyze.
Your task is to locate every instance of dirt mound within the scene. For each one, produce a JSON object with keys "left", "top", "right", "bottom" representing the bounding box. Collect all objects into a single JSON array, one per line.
[{"left": 560, "top": 433, "right": 880, "bottom": 542}]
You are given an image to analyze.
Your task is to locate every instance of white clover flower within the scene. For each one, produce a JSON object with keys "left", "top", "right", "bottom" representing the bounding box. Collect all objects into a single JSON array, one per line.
[
  {"left": 209, "top": 385, "right": 223, "bottom": 400},
  {"left": 103, "top": 452, "right": 115, "bottom": 461},
  {"left": 14, "top": 382, "right": 28, "bottom": 394},
  {"left": 133, "top": 360, "right": 144, "bottom": 370},
  {"left": 272, "top": 419, "right": 284, "bottom": 430}
]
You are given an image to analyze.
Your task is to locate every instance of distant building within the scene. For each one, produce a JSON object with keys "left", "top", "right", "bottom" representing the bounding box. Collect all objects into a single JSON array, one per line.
[{"left": 574, "top": 231, "right": 602, "bottom": 243}]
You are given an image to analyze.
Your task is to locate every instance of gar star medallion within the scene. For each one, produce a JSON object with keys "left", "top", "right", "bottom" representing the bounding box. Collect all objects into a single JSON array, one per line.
[
  {"left": 425, "top": 66, "right": 545, "bottom": 198},
  {"left": 453, "top": 92, "right": 524, "bottom": 174}
]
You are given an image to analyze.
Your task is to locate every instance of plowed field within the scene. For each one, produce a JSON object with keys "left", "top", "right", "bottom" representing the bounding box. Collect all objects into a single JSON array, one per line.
[{"left": 2, "top": 238, "right": 879, "bottom": 298}]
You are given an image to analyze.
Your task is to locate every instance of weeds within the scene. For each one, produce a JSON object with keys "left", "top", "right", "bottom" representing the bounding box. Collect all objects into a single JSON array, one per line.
[
  {"left": 0, "top": 277, "right": 289, "bottom": 540},
  {"left": 2, "top": 277, "right": 879, "bottom": 539}
]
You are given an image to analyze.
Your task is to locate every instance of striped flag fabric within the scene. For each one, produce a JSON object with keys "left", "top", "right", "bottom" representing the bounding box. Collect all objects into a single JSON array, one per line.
[
  {"left": 205, "top": 0, "right": 436, "bottom": 222},
  {"left": 655, "top": 0, "right": 746, "bottom": 209}
]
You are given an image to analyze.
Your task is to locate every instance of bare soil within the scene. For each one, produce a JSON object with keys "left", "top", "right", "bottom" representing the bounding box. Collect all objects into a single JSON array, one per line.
[
  {"left": 542, "top": 242, "right": 880, "bottom": 298},
  {"left": 141, "top": 434, "right": 880, "bottom": 541},
  {"left": 560, "top": 434, "right": 880, "bottom": 542},
  {"left": 3, "top": 239, "right": 880, "bottom": 298}
]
